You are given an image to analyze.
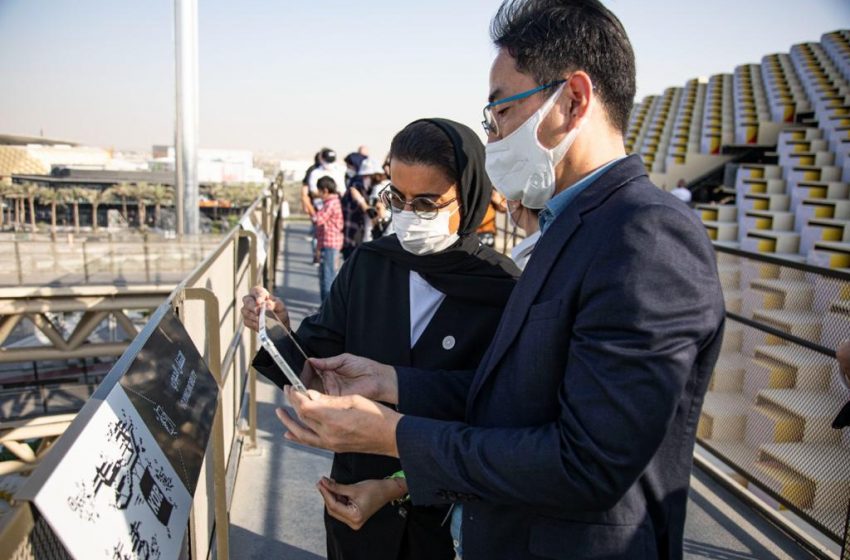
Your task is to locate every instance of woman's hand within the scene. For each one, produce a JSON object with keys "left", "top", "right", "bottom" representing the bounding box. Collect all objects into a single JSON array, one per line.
[
  {"left": 241, "top": 286, "right": 290, "bottom": 332},
  {"left": 316, "top": 477, "right": 407, "bottom": 531},
  {"left": 506, "top": 199, "right": 539, "bottom": 235}
]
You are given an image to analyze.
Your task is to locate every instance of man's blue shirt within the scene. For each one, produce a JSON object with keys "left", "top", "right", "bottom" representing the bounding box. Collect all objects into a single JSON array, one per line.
[{"left": 538, "top": 157, "right": 624, "bottom": 235}]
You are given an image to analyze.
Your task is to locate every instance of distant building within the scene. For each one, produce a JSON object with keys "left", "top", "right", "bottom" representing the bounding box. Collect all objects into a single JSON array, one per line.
[
  {"left": 0, "top": 133, "right": 146, "bottom": 181},
  {"left": 150, "top": 146, "right": 265, "bottom": 184}
]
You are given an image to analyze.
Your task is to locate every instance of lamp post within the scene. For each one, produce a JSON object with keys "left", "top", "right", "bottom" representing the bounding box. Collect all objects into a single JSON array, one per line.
[{"left": 174, "top": 0, "right": 199, "bottom": 235}]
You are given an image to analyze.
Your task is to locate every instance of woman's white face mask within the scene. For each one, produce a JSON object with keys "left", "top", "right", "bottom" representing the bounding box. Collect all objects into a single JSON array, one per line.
[{"left": 392, "top": 206, "right": 460, "bottom": 256}]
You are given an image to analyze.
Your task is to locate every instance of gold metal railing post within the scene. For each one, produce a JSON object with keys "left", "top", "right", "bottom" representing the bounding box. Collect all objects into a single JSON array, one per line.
[
  {"left": 0, "top": 502, "right": 35, "bottom": 560},
  {"left": 238, "top": 230, "right": 259, "bottom": 450},
  {"left": 181, "top": 287, "right": 229, "bottom": 560}
]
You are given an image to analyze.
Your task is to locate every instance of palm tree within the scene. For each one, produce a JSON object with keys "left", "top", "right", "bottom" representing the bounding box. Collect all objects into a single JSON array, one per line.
[
  {"left": 37, "top": 187, "right": 66, "bottom": 234},
  {"left": 65, "top": 187, "right": 84, "bottom": 233},
  {"left": 106, "top": 182, "right": 132, "bottom": 222},
  {"left": 148, "top": 184, "right": 173, "bottom": 228},
  {"left": 78, "top": 188, "right": 113, "bottom": 232},
  {"left": 131, "top": 182, "right": 152, "bottom": 230},
  {"left": 0, "top": 181, "right": 16, "bottom": 230},
  {"left": 19, "top": 182, "right": 41, "bottom": 232}
]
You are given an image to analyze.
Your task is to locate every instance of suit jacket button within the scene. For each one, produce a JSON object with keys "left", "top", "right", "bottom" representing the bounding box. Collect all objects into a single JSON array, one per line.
[{"left": 442, "top": 336, "right": 456, "bottom": 350}]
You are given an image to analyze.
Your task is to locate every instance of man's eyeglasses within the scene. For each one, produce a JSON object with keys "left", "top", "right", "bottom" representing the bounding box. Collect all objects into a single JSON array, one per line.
[
  {"left": 378, "top": 187, "right": 458, "bottom": 220},
  {"left": 481, "top": 80, "right": 566, "bottom": 137}
]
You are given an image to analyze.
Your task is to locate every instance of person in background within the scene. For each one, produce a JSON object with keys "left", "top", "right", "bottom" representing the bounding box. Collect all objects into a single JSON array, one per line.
[
  {"left": 358, "top": 145, "right": 370, "bottom": 158},
  {"left": 241, "top": 118, "right": 519, "bottom": 560},
  {"left": 301, "top": 150, "right": 323, "bottom": 218},
  {"left": 364, "top": 157, "right": 392, "bottom": 240},
  {"left": 306, "top": 148, "right": 346, "bottom": 263},
  {"left": 341, "top": 153, "right": 371, "bottom": 260},
  {"left": 671, "top": 178, "right": 693, "bottom": 204},
  {"left": 345, "top": 152, "right": 367, "bottom": 189},
  {"left": 314, "top": 176, "right": 344, "bottom": 302},
  {"left": 475, "top": 190, "right": 506, "bottom": 247},
  {"left": 308, "top": 148, "right": 347, "bottom": 206},
  {"left": 359, "top": 157, "right": 390, "bottom": 243}
]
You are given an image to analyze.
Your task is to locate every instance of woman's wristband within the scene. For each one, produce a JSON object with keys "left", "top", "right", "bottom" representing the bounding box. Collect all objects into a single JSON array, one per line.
[{"left": 385, "top": 470, "right": 410, "bottom": 505}]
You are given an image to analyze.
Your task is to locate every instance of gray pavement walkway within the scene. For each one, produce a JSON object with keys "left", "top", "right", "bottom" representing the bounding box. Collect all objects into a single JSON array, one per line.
[
  {"left": 229, "top": 221, "right": 330, "bottom": 560},
  {"left": 228, "top": 221, "right": 817, "bottom": 560}
]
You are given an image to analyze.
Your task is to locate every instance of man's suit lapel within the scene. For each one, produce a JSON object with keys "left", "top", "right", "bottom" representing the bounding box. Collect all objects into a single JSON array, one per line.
[
  {"left": 466, "top": 155, "right": 649, "bottom": 409},
  {"left": 466, "top": 209, "right": 581, "bottom": 407}
]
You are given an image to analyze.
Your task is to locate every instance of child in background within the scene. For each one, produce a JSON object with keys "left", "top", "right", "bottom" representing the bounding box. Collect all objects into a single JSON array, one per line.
[{"left": 313, "top": 176, "right": 344, "bottom": 302}]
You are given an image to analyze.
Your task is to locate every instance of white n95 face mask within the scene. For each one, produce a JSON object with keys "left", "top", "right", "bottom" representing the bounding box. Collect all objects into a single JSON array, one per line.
[
  {"left": 393, "top": 207, "right": 460, "bottom": 255},
  {"left": 485, "top": 83, "right": 590, "bottom": 209}
]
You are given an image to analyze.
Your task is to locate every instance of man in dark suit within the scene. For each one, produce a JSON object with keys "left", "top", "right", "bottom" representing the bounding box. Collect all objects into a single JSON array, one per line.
[{"left": 278, "top": 1, "right": 726, "bottom": 558}]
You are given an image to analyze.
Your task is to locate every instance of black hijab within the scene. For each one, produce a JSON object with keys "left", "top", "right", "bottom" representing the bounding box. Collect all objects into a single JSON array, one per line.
[{"left": 360, "top": 118, "right": 520, "bottom": 307}]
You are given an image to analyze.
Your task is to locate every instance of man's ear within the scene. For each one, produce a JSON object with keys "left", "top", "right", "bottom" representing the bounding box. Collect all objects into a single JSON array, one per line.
[{"left": 562, "top": 71, "right": 594, "bottom": 127}]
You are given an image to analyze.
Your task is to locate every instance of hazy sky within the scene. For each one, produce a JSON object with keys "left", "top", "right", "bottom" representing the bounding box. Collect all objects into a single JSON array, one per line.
[{"left": 1, "top": 1, "right": 849, "bottom": 160}]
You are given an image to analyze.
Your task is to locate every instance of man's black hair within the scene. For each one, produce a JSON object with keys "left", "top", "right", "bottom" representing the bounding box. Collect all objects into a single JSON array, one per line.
[
  {"left": 491, "top": 0, "right": 636, "bottom": 134},
  {"left": 389, "top": 121, "right": 459, "bottom": 183},
  {"left": 317, "top": 175, "right": 337, "bottom": 194}
]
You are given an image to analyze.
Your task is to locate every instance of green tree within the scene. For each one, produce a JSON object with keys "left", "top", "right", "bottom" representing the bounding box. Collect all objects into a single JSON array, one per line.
[
  {"left": 131, "top": 182, "right": 153, "bottom": 230},
  {"left": 148, "top": 184, "right": 173, "bottom": 228},
  {"left": 37, "top": 187, "right": 67, "bottom": 234},
  {"left": 78, "top": 188, "right": 113, "bottom": 232},
  {"left": 105, "top": 182, "right": 132, "bottom": 222},
  {"left": 0, "top": 180, "right": 17, "bottom": 229},
  {"left": 66, "top": 187, "right": 84, "bottom": 233},
  {"left": 224, "top": 184, "right": 262, "bottom": 209},
  {"left": 19, "top": 182, "right": 41, "bottom": 232}
]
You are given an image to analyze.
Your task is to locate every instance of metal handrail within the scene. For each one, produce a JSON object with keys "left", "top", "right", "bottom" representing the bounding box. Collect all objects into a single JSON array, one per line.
[
  {"left": 703, "top": 244, "right": 849, "bottom": 553},
  {"left": 714, "top": 243, "right": 850, "bottom": 283},
  {"left": 0, "top": 185, "right": 284, "bottom": 559}
]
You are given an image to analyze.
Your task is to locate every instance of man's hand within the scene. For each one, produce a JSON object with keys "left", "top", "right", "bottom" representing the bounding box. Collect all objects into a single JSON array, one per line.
[
  {"left": 309, "top": 353, "right": 398, "bottom": 403},
  {"left": 241, "top": 286, "right": 289, "bottom": 332},
  {"left": 276, "top": 388, "right": 402, "bottom": 456},
  {"left": 316, "top": 477, "right": 406, "bottom": 531}
]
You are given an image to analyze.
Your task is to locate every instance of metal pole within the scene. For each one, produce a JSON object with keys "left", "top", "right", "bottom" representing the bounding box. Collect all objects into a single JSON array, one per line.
[
  {"left": 175, "top": 0, "right": 199, "bottom": 235},
  {"left": 182, "top": 287, "right": 230, "bottom": 560}
]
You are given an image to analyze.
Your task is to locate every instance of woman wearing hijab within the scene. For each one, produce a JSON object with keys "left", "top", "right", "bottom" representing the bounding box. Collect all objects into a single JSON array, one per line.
[
  {"left": 306, "top": 199, "right": 543, "bottom": 545},
  {"left": 241, "top": 118, "right": 520, "bottom": 560}
]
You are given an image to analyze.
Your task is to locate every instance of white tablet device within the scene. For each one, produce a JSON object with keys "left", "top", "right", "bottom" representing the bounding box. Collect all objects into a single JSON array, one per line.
[{"left": 258, "top": 308, "right": 309, "bottom": 395}]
